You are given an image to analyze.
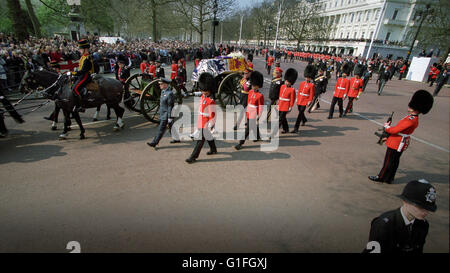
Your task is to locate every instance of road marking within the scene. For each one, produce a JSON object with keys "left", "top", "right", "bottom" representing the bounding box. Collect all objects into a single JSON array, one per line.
[{"left": 319, "top": 98, "right": 450, "bottom": 153}]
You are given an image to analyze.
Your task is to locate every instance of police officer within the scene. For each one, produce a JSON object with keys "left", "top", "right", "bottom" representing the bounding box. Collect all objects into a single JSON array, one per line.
[
  {"left": 72, "top": 39, "right": 94, "bottom": 113},
  {"left": 363, "top": 179, "right": 437, "bottom": 253},
  {"left": 369, "top": 90, "right": 434, "bottom": 184},
  {"left": 186, "top": 73, "right": 217, "bottom": 163},
  {"left": 147, "top": 78, "right": 178, "bottom": 148}
]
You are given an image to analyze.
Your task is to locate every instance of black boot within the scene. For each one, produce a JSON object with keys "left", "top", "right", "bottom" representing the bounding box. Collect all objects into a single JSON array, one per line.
[{"left": 73, "top": 92, "right": 85, "bottom": 113}]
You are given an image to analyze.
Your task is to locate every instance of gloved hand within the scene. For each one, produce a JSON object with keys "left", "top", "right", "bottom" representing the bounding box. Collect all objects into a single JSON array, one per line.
[
  {"left": 66, "top": 71, "right": 71, "bottom": 76},
  {"left": 356, "top": 95, "right": 360, "bottom": 100},
  {"left": 384, "top": 122, "right": 391, "bottom": 128},
  {"left": 288, "top": 107, "right": 292, "bottom": 112}
]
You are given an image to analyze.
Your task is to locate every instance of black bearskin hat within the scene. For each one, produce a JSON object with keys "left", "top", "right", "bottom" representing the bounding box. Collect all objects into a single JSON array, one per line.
[
  {"left": 78, "top": 39, "right": 90, "bottom": 49},
  {"left": 318, "top": 63, "right": 327, "bottom": 72},
  {"left": 342, "top": 63, "right": 352, "bottom": 75},
  {"left": 354, "top": 64, "right": 364, "bottom": 76},
  {"left": 117, "top": 55, "right": 128, "bottom": 64},
  {"left": 149, "top": 55, "right": 156, "bottom": 62},
  {"left": 195, "top": 51, "right": 203, "bottom": 60},
  {"left": 284, "top": 68, "right": 298, "bottom": 85},
  {"left": 408, "top": 90, "right": 434, "bottom": 114},
  {"left": 198, "top": 73, "right": 216, "bottom": 93},
  {"left": 247, "top": 54, "right": 253, "bottom": 62},
  {"left": 304, "top": 64, "right": 316, "bottom": 79},
  {"left": 250, "top": 71, "right": 264, "bottom": 88}
]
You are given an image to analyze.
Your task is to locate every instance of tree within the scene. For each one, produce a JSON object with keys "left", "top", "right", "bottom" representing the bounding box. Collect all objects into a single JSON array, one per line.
[
  {"left": 6, "top": 0, "right": 29, "bottom": 40},
  {"left": 280, "top": 0, "right": 323, "bottom": 48},
  {"left": 25, "top": 0, "right": 42, "bottom": 37},
  {"left": 174, "top": 0, "right": 236, "bottom": 44},
  {"left": 405, "top": 0, "right": 450, "bottom": 58}
]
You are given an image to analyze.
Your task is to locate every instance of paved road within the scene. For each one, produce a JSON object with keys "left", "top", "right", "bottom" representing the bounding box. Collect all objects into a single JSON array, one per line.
[{"left": 0, "top": 58, "right": 448, "bottom": 253}]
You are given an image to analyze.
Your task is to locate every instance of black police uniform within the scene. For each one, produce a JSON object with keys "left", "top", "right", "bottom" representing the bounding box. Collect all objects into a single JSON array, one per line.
[
  {"left": 364, "top": 208, "right": 429, "bottom": 253},
  {"left": 309, "top": 73, "right": 328, "bottom": 112}
]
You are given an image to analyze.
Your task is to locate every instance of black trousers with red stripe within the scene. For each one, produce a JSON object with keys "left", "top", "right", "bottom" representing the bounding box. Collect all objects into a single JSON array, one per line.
[
  {"left": 378, "top": 147, "right": 403, "bottom": 183},
  {"left": 72, "top": 74, "right": 91, "bottom": 96}
]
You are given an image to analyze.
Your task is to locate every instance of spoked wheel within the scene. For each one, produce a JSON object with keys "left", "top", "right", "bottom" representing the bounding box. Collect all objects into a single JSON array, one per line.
[
  {"left": 140, "top": 79, "right": 183, "bottom": 124},
  {"left": 124, "top": 74, "right": 154, "bottom": 112},
  {"left": 217, "top": 72, "right": 242, "bottom": 109}
]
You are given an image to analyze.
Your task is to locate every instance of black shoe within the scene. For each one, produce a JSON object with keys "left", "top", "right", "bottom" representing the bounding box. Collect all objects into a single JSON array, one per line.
[
  {"left": 44, "top": 116, "right": 53, "bottom": 121},
  {"left": 301, "top": 121, "right": 306, "bottom": 126},
  {"left": 369, "top": 176, "right": 384, "bottom": 183},
  {"left": 51, "top": 126, "right": 57, "bottom": 131},
  {"left": 327, "top": 116, "right": 332, "bottom": 119},
  {"left": 170, "top": 140, "right": 181, "bottom": 144},
  {"left": 147, "top": 142, "right": 157, "bottom": 148},
  {"left": 233, "top": 125, "right": 238, "bottom": 130},
  {"left": 186, "top": 157, "right": 196, "bottom": 164},
  {"left": 74, "top": 106, "right": 85, "bottom": 113},
  {"left": 93, "top": 118, "right": 98, "bottom": 122},
  {"left": 206, "top": 150, "right": 217, "bottom": 155},
  {"left": 339, "top": 114, "right": 343, "bottom": 118},
  {"left": 290, "top": 129, "right": 298, "bottom": 133},
  {"left": 281, "top": 130, "right": 288, "bottom": 134},
  {"left": 234, "top": 144, "right": 242, "bottom": 150},
  {"left": 106, "top": 116, "right": 111, "bottom": 120}
]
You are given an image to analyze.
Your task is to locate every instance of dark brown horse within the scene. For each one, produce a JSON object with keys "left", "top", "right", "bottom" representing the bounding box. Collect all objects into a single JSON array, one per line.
[{"left": 19, "top": 68, "right": 127, "bottom": 139}]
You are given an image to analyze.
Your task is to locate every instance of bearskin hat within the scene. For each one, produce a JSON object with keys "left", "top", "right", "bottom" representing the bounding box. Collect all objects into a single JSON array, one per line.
[
  {"left": 354, "top": 64, "right": 364, "bottom": 76},
  {"left": 195, "top": 51, "right": 203, "bottom": 60},
  {"left": 342, "top": 63, "right": 352, "bottom": 75},
  {"left": 78, "top": 39, "right": 90, "bottom": 49},
  {"left": 250, "top": 71, "right": 264, "bottom": 88},
  {"left": 408, "top": 90, "right": 434, "bottom": 114},
  {"left": 117, "top": 55, "right": 128, "bottom": 64},
  {"left": 198, "top": 73, "right": 216, "bottom": 93},
  {"left": 304, "top": 64, "right": 316, "bottom": 79},
  {"left": 284, "top": 68, "right": 298, "bottom": 85},
  {"left": 318, "top": 63, "right": 327, "bottom": 72},
  {"left": 247, "top": 54, "right": 253, "bottom": 62},
  {"left": 148, "top": 55, "right": 156, "bottom": 62}
]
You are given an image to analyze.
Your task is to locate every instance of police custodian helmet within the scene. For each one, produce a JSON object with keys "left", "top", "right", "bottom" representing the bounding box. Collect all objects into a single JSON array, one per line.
[{"left": 399, "top": 179, "right": 437, "bottom": 212}]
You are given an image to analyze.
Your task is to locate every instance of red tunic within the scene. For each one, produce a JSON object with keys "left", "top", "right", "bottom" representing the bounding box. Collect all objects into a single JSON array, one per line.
[
  {"left": 267, "top": 57, "right": 274, "bottom": 66},
  {"left": 148, "top": 65, "right": 156, "bottom": 78},
  {"left": 277, "top": 85, "right": 295, "bottom": 111},
  {"left": 348, "top": 78, "right": 364, "bottom": 98},
  {"left": 246, "top": 89, "right": 265, "bottom": 119},
  {"left": 140, "top": 62, "right": 150, "bottom": 74},
  {"left": 333, "top": 77, "right": 350, "bottom": 98},
  {"left": 385, "top": 114, "right": 419, "bottom": 152},
  {"left": 170, "top": 64, "right": 178, "bottom": 80},
  {"left": 296, "top": 81, "right": 315, "bottom": 106},
  {"left": 197, "top": 94, "right": 216, "bottom": 129}
]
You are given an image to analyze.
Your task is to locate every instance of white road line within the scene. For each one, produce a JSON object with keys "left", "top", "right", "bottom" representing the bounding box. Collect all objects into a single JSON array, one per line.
[{"left": 319, "top": 98, "right": 450, "bottom": 153}]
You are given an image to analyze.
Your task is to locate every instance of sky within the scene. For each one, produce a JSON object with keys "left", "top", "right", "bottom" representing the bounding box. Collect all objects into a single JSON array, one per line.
[{"left": 238, "top": 0, "right": 265, "bottom": 9}]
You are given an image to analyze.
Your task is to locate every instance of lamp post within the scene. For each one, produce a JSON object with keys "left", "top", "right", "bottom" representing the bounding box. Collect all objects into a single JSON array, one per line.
[
  {"left": 212, "top": 0, "right": 219, "bottom": 46},
  {"left": 402, "top": 4, "right": 432, "bottom": 76},
  {"left": 274, "top": 0, "right": 284, "bottom": 50}
]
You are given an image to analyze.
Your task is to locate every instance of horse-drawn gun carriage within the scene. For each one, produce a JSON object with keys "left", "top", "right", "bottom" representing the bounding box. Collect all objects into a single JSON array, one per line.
[
  {"left": 191, "top": 55, "right": 250, "bottom": 109},
  {"left": 122, "top": 54, "right": 251, "bottom": 124}
]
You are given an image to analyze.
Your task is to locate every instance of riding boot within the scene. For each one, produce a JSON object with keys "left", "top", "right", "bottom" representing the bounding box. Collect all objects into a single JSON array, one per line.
[{"left": 73, "top": 93, "right": 85, "bottom": 113}]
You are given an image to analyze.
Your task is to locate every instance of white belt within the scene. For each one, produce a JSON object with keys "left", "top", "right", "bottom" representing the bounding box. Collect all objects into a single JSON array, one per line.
[
  {"left": 299, "top": 93, "right": 309, "bottom": 97},
  {"left": 199, "top": 112, "right": 210, "bottom": 117},
  {"left": 397, "top": 133, "right": 411, "bottom": 152},
  {"left": 337, "top": 87, "right": 346, "bottom": 90},
  {"left": 171, "top": 71, "right": 177, "bottom": 73},
  {"left": 279, "top": 98, "right": 290, "bottom": 101},
  {"left": 248, "top": 104, "right": 258, "bottom": 108}
]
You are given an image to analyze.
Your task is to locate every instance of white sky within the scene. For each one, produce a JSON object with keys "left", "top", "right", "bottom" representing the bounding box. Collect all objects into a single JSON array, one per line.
[{"left": 238, "top": 0, "right": 265, "bottom": 9}]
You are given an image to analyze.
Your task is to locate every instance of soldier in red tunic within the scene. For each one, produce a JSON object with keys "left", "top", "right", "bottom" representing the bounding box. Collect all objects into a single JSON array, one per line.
[
  {"left": 186, "top": 73, "right": 217, "bottom": 164},
  {"left": 235, "top": 71, "right": 265, "bottom": 150},
  {"left": 369, "top": 90, "right": 434, "bottom": 184},
  {"left": 328, "top": 63, "right": 350, "bottom": 119},
  {"left": 343, "top": 63, "right": 364, "bottom": 116},
  {"left": 292, "top": 64, "right": 315, "bottom": 133},
  {"left": 277, "top": 68, "right": 298, "bottom": 134}
]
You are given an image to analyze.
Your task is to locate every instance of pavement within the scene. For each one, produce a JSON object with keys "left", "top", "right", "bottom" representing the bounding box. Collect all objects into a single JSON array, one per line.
[{"left": 0, "top": 57, "right": 448, "bottom": 253}]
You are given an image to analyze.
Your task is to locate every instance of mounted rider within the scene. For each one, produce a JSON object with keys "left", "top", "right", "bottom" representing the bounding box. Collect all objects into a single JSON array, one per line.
[{"left": 72, "top": 39, "right": 94, "bottom": 113}]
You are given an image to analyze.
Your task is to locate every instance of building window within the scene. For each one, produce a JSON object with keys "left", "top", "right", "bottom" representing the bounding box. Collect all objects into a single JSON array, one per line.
[
  {"left": 370, "top": 31, "right": 374, "bottom": 38},
  {"left": 340, "top": 32, "right": 344, "bottom": 38},
  {"left": 375, "top": 9, "right": 380, "bottom": 20},
  {"left": 351, "top": 13, "right": 354, "bottom": 22},
  {"left": 343, "top": 14, "right": 346, "bottom": 23},
  {"left": 348, "top": 0, "right": 351, "bottom": 4},
  {"left": 346, "top": 32, "right": 350, "bottom": 39},
  {"left": 366, "top": 10, "right": 371, "bottom": 21},
  {"left": 341, "top": 0, "right": 343, "bottom": 6},
  {"left": 392, "top": 9, "right": 398, "bottom": 20},
  {"left": 385, "top": 32, "right": 391, "bottom": 41},
  {"left": 354, "top": 32, "right": 357, "bottom": 38},
  {"left": 361, "top": 32, "right": 365, "bottom": 39},
  {"left": 358, "top": 12, "right": 362, "bottom": 22},
  {"left": 335, "top": 1, "right": 337, "bottom": 7}
]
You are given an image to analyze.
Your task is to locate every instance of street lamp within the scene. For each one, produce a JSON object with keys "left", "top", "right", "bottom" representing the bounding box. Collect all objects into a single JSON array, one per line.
[
  {"left": 212, "top": 0, "right": 219, "bottom": 46},
  {"left": 401, "top": 4, "right": 432, "bottom": 79}
]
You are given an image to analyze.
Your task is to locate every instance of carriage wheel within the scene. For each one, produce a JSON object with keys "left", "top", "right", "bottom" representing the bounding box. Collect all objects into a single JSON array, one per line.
[
  {"left": 124, "top": 73, "right": 152, "bottom": 112},
  {"left": 140, "top": 79, "right": 183, "bottom": 124},
  {"left": 217, "top": 72, "right": 242, "bottom": 109}
]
